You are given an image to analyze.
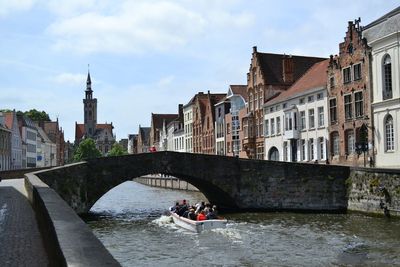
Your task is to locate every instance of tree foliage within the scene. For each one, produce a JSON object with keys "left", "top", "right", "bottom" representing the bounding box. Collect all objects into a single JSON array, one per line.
[
  {"left": 107, "top": 143, "right": 128, "bottom": 157},
  {"left": 24, "top": 109, "right": 50, "bottom": 121},
  {"left": 73, "top": 138, "right": 102, "bottom": 162}
]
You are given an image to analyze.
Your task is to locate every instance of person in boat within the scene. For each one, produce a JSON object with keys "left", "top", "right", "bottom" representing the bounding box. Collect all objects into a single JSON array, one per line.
[
  {"left": 195, "top": 201, "right": 205, "bottom": 214},
  {"left": 206, "top": 208, "right": 218, "bottom": 220},
  {"left": 170, "top": 202, "right": 180, "bottom": 213},
  {"left": 197, "top": 210, "right": 207, "bottom": 221},
  {"left": 187, "top": 208, "right": 196, "bottom": 220},
  {"left": 177, "top": 199, "right": 188, "bottom": 216}
]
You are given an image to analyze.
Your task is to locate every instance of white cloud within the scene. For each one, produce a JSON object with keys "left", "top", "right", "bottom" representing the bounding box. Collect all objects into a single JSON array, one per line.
[
  {"left": 0, "top": 0, "right": 35, "bottom": 17},
  {"left": 46, "top": 0, "right": 254, "bottom": 54},
  {"left": 51, "top": 73, "right": 87, "bottom": 85}
]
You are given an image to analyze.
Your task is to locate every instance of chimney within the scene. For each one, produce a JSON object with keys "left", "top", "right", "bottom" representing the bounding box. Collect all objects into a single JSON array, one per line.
[
  {"left": 282, "top": 55, "right": 294, "bottom": 83},
  {"left": 253, "top": 46, "right": 257, "bottom": 53}
]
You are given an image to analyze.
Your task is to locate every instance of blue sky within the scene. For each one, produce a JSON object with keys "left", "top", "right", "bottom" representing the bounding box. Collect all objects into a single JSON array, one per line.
[{"left": 0, "top": 0, "right": 398, "bottom": 142}]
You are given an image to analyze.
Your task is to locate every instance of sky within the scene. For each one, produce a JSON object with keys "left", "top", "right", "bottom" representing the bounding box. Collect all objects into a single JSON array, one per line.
[{"left": 0, "top": 0, "right": 398, "bottom": 142}]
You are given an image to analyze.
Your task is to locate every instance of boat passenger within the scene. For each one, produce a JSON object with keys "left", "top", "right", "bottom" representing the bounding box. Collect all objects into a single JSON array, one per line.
[
  {"left": 206, "top": 208, "right": 218, "bottom": 220},
  {"left": 197, "top": 210, "right": 207, "bottom": 221},
  {"left": 195, "top": 201, "right": 205, "bottom": 214},
  {"left": 187, "top": 208, "right": 196, "bottom": 220},
  {"left": 170, "top": 202, "right": 180, "bottom": 213},
  {"left": 177, "top": 200, "right": 188, "bottom": 216}
]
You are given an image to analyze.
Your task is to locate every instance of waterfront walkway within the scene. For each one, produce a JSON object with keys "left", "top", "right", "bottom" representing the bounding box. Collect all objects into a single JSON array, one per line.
[{"left": 0, "top": 179, "right": 48, "bottom": 266}]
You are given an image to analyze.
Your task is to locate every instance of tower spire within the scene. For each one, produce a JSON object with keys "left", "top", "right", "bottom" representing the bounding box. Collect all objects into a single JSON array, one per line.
[{"left": 86, "top": 64, "right": 92, "bottom": 92}]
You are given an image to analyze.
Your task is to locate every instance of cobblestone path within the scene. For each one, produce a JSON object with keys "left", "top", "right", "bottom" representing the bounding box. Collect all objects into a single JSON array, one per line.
[{"left": 0, "top": 179, "right": 49, "bottom": 266}]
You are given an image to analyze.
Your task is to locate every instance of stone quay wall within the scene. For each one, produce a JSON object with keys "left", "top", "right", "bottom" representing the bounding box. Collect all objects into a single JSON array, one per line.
[
  {"left": 347, "top": 167, "right": 400, "bottom": 216},
  {"left": 135, "top": 175, "right": 199, "bottom": 191}
]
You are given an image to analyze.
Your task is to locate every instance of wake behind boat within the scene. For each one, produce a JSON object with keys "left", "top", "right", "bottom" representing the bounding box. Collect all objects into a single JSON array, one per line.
[{"left": 170, "top": 211, "right": 227, "bottom": 233}]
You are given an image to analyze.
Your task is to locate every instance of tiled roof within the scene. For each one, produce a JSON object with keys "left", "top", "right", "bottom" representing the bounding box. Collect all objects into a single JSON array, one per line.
[
  {"left": 75, "top": 123, "right": 113, "bottom": 141},
  {"left": 230, "top": 85, "right": 247, "bottom": 101},
  {"left": 266, "top": 59, "right": 329, "bottom": 106},
  {"left": 257, "top": 53, "right": 326, "bottom": 85},
  {"left": 3, "top": 112, "right": 14, "bottom": 130},
  {"left": 151, "top": 114, "right": 178, "bottom": 130}
]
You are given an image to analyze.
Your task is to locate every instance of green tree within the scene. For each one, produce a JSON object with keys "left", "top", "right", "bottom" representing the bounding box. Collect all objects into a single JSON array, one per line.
[
  {"left": 107, "top": 143, "right": 128, "bottom": 157},
  {"left": 24, "top": 109, "right": 51, "bottom": 121},
  {"left": 73, "top": 138, "right": 102, "bottom": 162}
]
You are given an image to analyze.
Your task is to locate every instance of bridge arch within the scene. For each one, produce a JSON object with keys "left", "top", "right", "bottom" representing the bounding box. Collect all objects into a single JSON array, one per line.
[{"left": 33, "top": 151, "right": 350, "bottom": 214}]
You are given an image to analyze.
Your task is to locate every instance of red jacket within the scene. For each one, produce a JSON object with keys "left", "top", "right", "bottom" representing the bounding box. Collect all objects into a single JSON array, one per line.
[{"left": 197, "top": 213, "right": 207, "bottom": 221}]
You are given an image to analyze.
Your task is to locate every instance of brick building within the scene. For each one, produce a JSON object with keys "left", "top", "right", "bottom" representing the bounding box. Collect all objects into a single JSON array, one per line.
[
  {"left": 327, "top": 19, "right": 372, "bottom": 166},
  {"left": 192, "top": 91, "right": 225, "bottom": 154},
  {"left": 241, "top": 46, "right": 325, "bottom": 159},
  {"left": 150, "top": 113, "right": 177, "bottom": 151},
  {"left": 39, "top": 119, "right": 65, "bottom": 165}
]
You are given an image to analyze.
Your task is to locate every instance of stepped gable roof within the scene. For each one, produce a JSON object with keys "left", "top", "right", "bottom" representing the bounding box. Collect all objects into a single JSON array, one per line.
[
  {"left": 151, "top": 113, "right": 178, "bottom": 130},
  {"left": 266, "top": 59, "right": 329, "bottom": 106},
  {"left": 256, "top": 53, "right": 326, "bottom": 85},
  {"left": 230, "top": 85, "right": 248, "bottom": 101}
]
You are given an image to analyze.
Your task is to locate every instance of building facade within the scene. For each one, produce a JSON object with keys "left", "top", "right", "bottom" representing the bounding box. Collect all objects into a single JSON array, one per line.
[
  {"left": 191, "top": 91, "right": 225, "bottom": 154},
  {"left": 150, "top": 113, "right": 177, "bottom": 151},
  {"left": 75, "top": 72, "right": 115, "bottom": 155},
  {"left": 363, "top": 7, "right": 400, "bottom": 167},
  {"left": 137, "top": 126, "right": 150, "bottom": 153},
  {"left": 225, "top": 85, "right": 247, "bottom": 157},
  {"left": 242, "top": 46, "right": 325, "bottom": 159},
  {"left": 183, "top": 97, "right": 195, "bottom": 153},
  {"left": 0, "top": 116, "right": 11, "bottom": 171},
  {"left": 264, "top": 60, "right": 329, "bottom": 163},
  {"left": 127, "top": 134, "right": 138, "bottom": 154},
  {"left": 327, "top": 19, "right": 372, "bottom": 167},
  {"left": 39, "top": 120, "right": 65, "bottom": 165},
  {"left": 18, "top": 115, "right": 37, "bottom": 168},
  {"left": 215, "top": 98, "right": 230, "bottom": 155},
  {"left": 36, "top": 125, "right": 57, "bottom": 167},
  {"left": 2, "top": 110, "right": 22, "bottom": 169}
]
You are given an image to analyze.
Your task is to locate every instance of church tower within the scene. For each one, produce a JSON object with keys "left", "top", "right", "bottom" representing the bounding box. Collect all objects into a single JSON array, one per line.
[{"left": 83, "top": 71, "right": 97, "bottom": 137}]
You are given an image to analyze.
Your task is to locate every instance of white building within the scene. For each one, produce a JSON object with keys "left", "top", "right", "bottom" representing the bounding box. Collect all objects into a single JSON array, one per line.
[
  {"left": 183, "top": 100, "right": 194, "bottom": 153},
  {"left": 263, "top": 60, "right": 329, "bottom": 162},
  {"left": 214, "top": 98, "right": 230, "bottom": 155},
  {"left": 363, "top": 7, "right": 400, "bottom": 167},
  {"left": 18, "top": 115, "right": 37, "bottom": 168},
  {"left": 36, "top": 125, "right": 57, "bottom": 167}
]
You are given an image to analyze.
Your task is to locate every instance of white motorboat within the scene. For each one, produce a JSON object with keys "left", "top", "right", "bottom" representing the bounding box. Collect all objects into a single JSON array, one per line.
[{"left": 170, "top": 211, "right": 227, "bottom": 233}]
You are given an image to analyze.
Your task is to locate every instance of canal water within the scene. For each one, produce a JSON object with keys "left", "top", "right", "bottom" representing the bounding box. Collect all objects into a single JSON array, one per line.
[{"left": 86, "top": 181, "right": 400, "bottom": 267}]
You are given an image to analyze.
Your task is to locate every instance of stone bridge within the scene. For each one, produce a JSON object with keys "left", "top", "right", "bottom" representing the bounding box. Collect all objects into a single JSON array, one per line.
[{"left": 33, "top": 151, "right": 350, "bottom": 214}]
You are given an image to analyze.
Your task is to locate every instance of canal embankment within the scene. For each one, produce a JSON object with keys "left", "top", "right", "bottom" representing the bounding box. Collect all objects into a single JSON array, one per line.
[{"left": 135, "top": 175, "right": 199, "bottom": 191}]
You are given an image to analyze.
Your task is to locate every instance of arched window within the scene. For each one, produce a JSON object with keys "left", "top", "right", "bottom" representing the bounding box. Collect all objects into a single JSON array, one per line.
[
  {"left": 268, "top": 147, "right": 279, "bottom": 161},
  {"left": 385, "top": 115, "right": 394, "bottom": 152},
  {"left": 383, "top": 54, "right": 392, "bottom": 100}
]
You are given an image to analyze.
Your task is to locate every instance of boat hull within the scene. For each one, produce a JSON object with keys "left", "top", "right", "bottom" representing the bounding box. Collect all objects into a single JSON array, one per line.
[{"left": 170, "top": 212, "right": 227, "bottom": 233}]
